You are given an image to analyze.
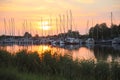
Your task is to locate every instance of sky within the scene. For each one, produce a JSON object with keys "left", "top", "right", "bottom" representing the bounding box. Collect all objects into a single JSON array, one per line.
[{"left": 0, "top": 0, "right": 120, "bottom": 36}]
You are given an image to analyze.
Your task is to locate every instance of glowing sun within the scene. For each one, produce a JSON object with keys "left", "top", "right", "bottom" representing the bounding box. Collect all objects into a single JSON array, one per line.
[{"left": 40, "top": 21, "right": 50, "bottom": 30}]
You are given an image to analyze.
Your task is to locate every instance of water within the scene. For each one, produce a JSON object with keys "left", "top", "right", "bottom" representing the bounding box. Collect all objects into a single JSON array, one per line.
[{"left": 0, "top": 44, "right": 120, "bottom": 62}]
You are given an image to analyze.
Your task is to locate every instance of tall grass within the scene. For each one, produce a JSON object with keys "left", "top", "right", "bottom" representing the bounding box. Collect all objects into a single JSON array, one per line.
[
  {"left": 94, "top": 61, "right": 110, "bottom": 80},
  {"left": 0, "top": 49, "right": 120, "bottom": 80},
  {"left": 0, "top": 50, "right": 12, "bottom": 67},
  {"left": 111, "top": 61, "right": 120, "bottom": 80}
]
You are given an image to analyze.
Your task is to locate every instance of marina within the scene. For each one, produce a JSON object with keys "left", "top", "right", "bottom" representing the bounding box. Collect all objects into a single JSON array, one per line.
[{"left": 0, "top": 0, "right": 120, "bottom": 80}]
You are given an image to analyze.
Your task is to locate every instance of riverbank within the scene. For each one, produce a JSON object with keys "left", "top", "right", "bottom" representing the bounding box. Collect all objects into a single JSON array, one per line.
[{"left": 0, "top": 49, "right": 120, "bottom": 80}]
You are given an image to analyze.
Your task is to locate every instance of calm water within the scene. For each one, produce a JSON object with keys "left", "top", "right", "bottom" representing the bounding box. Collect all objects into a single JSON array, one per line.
[{"left": 0, "top": 44, "right": 120, "bottom": 62}]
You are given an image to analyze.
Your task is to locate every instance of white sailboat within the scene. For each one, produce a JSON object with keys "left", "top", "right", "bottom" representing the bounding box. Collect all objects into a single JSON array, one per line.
[
  {"left": 112, "top": 37, "right": 120, "bottom": 44},
  {"left": 85, "top": 38, "right": 95, "bottom": 44}
]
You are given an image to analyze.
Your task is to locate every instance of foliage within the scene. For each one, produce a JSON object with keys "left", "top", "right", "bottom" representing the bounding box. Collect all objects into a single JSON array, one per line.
[
  {"left": 0, "top": 50, "right": 120, "bottom": 80},
  {"left": 89, "top": 23, "right": 120, "bottom": 40},
  {"left": 94, "top": 61, "right": 110, "bottom": 80},
  {"left": 24, "top": 32, "right": 32, "bottom": 38},
  {"left": 111, "top": 61, "right": 120, "bottom": 80}
]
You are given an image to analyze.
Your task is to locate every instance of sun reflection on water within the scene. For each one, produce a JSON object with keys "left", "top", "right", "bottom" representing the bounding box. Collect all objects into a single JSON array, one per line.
[{"left": 0, "top": 45, "right": 97, "bottom": 61}]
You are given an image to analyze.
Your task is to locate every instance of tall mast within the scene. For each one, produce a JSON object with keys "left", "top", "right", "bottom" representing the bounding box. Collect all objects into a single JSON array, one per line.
[
  {"left": 92, "top": 19, "right": 93, "bottom": 27},
  {"left": 86, "top": 20, "right": 89, "bottom": 34},
  {"left": 92, "top": 19, "right": 94, "bottom": 38},
  {"left": 41, "top": 17, "right": 43, "bottom": 37},
  {"left": 22, "top": 20, "right": 25, "bottom": 36},
  {"left": 11, "top": 18, "right": 12, "bottom": 36},
  {"left": 50, "top": 16, "right": 53, "bottom": 36},
  {"left": 47, "top": 18, "right": 49, "bottom": 36},
  {"left": 66, "top": 10, "right": 69, "bottom": 32},
  {"left": 110, "top": 12, "right": 113, "bottom": 38},
  {"left": 63, "top": 14, "right": 65, "bottom": 33},
  {"left": 59, "top": 14, "right": 62, "bottom": 34},
  {"left": 9, "top": 19, "right": 11, "bottom": 36},
  {"left": 111, "top": 12, "right": 113, "bottom": 27},
  {"left": 70, "top": 10, "right": 72, "bottom": 31},
  {"left": 12, "top": 18, "right": 15, "bottom": 36},
  {"left": 4, "top": 18, "right": 7, "bottom": 35},
  {"left": 56, "top": 17, "right": 58, "bottom": 35},
  {"left": 25, "top": 20, "right": 28, "bottom": 33},
  {"left": 11, "top": 18, "right": 14, "bottom": 36},
  {"left": 30, "top": 21, "right": 32, "bottom": 36}
]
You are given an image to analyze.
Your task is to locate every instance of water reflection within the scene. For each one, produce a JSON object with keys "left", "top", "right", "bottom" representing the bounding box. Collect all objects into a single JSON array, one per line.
[
  {"left": 93, "top": 45, "right": 120, "bottom": 63},
  {"left": 72, "top": 47, "right": 96, "bottom": 61},
  {"left": 0, "top": 44, "right": 120, "bottom": 62}
]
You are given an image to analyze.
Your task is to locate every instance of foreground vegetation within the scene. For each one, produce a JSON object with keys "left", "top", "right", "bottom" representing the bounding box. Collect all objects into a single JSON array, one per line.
[{"left": 0, "top": 49, "right": 120, "bottom": 80}]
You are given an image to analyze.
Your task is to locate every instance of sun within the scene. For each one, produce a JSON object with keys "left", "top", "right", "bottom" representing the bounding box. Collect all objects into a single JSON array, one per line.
[{"left": 40, "top": 21, "right": 50, "bottom": 30}]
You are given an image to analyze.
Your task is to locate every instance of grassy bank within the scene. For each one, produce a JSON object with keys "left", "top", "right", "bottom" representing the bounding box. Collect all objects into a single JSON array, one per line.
[{"left": 0, "top": 49, "right": 120, "bottom": 80}]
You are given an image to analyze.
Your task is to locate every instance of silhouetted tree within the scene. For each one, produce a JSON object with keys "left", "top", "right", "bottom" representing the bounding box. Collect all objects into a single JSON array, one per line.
[
  {"left": 89, "top": 23, "right": 120, "bottom": 40},
  {"left": 111, "top": 24, "right": 120, "bottom": 38},
  {"left": 24, "top": 32, "right": 32, "bottom": 38}
]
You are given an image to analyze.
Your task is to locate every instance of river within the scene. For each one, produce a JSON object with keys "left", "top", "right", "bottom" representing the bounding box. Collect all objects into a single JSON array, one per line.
[{"left": 0, "top": 44, "right": 120, "bottom": 63}]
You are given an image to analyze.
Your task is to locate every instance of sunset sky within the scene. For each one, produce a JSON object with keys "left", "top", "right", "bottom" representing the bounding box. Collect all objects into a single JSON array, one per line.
[{"left": 0, "top": 0, "right": 120, "bottom": 36}]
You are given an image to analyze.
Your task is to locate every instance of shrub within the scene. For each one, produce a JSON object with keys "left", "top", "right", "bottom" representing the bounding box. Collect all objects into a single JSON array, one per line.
[
  {"left": 0, "top": 50, "right": 12, "bottom": 67},
  {"left": 15, "top": 50, "right": 41, "bottom": 73},
  {"left": 94, "top": 61, "right": 110, "bottom": 80},
  {"left": 111, "top": 62, "right": 120, "bottom": 80}
]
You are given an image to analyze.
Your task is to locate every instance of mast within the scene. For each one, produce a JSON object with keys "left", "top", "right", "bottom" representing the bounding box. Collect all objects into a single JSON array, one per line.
[
  {"left": 9, "top": 19, "right": 11, "bottom": 36},
  {"left": 22, "top": 20, "right": 25, "bottom": 36},
  {"left": 4, "top": 18, "right": 7, "bottom": 35},
  {"left": 63, "top": 14, "right": 65, "bottom": 34},
  {"left": 59, "top": 14, "right": 62, "bottom": 34},
  {"left": 110, "top": 12, "right": 113, "bottom": 38},
  {"left": 111, "top": 12, "right": 113, "bottom": 27},
  {"left": 41, "top": 17, "right": 43, "bottom": 37},
  {"left": 92, "top": 19, "right": 94, "bottom": 38},
  {"left": 30, "top": 21, "right": 32, "bottom": 36},
  {"left": 50, "top": 16, "right": 53, "bottom": 36},
  {"left": 86, "top": 20, "right": 89, "bottom": 34},
  {"left": 56, "top": 17, "right": 58, "bottom": 35},
  {"left": 69, "top": 10, "right": 72, "bottom": 31},
  {"left": 11, "top": 18, "right": 13, "bottom": 36},
  {"left": 92, "top": 19, "right": 93, "bottom": 27},
  {"left": 25, "top": 20, "right": 28, "bottom": 33},
  {"left": 66, "top": 10, "right": 69, "bottom": 32},
  {"left": 12, "top": 18, "right": 15, "bottom": 36}
]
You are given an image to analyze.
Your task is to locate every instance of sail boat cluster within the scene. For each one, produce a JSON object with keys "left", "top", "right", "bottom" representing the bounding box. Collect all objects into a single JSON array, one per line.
[{"left": 0, "top": 12, "right": 120, "bottom": 46}]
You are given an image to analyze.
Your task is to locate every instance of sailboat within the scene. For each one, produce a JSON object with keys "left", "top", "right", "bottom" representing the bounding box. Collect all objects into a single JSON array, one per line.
[
  {"left": 85, "top": 20, "right": 95, "bottom": 44},
  {"left": 64, "top": 10, "right": 80, "bottom": 45},
  {"left": 3, "top": 18, "right": 16, "bottom": 44},
  {"left": 112, "top": 37, "right": 120, "bottom": 44},
  {"left": 85, "top": 38, "right": 95, "bottom": 44},
  {"left": 111, "top": 12, "right": 120, "bottom": 44}
]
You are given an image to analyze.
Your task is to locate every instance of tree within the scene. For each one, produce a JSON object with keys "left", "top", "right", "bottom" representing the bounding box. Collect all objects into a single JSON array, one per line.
[
  {"left": 89, "top": 23, "right": 110, "bottom": 40},
  {"left": 24, "top": 32, "right": 32, "bottom": 38}
]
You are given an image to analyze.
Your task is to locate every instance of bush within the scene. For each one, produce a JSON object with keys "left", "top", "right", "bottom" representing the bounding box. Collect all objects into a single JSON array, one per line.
[
  {"left": 111, "top": 62, "right": 120, "bottom": 80},
  {"left": 15, "top": 50, "right": 41, "bottom": 73},
  {"left": 0, "top": 67, "right": 20, "bottom": 80},
  {"left": 0, "top": 49, "right": 120, "bottom": 80},
  {"left": 79, "top": 60, "right": 94, "bottom": 80},
  {"left": 94, "top": 61, "right": 110, "bottom": 80},
  {"left": 0, "top": 50, "right": 12, "bottom": 67}
]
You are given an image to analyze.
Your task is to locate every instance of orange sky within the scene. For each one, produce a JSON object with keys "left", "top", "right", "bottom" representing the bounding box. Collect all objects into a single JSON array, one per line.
[{"left": 0, "top": 0, "right": 120, "bottom": 36}]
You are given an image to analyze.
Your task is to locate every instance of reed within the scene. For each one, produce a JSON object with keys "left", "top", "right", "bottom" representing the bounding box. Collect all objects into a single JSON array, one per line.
[
  {"left": 111, "top": 61, "right": 120, "bottom": 80},
  {"left": 94, "top": 61, "right": 110, "bottom": 80},
  {"left": 0, "top": 49, "right": 120, "bottom": 80}
]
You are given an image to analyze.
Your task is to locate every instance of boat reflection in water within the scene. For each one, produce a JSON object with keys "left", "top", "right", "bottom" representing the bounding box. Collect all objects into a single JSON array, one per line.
[{"left": 0, "top": 44, "right": 120, "bottom": 62}]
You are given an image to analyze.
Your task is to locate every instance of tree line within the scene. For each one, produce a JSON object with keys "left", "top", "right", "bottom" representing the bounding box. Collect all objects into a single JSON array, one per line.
[{"left": 89, "top": 23, "right": 120, "bottom": 40}]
